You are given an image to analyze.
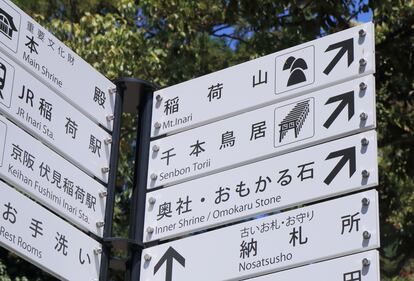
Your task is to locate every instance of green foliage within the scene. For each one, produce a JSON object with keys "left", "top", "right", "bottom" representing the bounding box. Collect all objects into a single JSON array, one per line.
[
  {"left": 373, "top": 1, "right": 414, "bottom": 280},
  {"left": 0, "top": 248, "right": 54, "bottom": 280},
  {"left": 12, "top": 0, "right": 118, "bottom": 21},
  {"left": 3, "top": 0, "right": 414, "bottom": 280}
]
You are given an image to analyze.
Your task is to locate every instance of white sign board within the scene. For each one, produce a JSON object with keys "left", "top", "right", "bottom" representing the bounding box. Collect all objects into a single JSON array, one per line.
[
  {"left": 152, "top": 22, "right": 375, "bottom": 137},
  {"left": 141, "top": 190, "right": 379, "bottom": 281},
  {"left": 0, "top": 0, "right": 115, "bottom": 130},
  {"left": 0, "top": 115, "right": 106, "bottom": 237},
  {"left": 148, "top": 75, "right": 376, "bottom": 189},
  {"left": 144, "top": 131, "right": 378, "bottom": 242},
  {"left": 0, "top": 50, "right": 111, "bottom": 183},
  {"left": 248, "top": 250, "right": 379, "bottom": 281},
  {"left": 0, "top": 180, "right": 101, "bottom": 281}
]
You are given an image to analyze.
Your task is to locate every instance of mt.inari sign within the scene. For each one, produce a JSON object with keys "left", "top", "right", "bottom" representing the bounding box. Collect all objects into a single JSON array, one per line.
[{"left": 151, "top": 22, "right": 374, "bottom": 137}]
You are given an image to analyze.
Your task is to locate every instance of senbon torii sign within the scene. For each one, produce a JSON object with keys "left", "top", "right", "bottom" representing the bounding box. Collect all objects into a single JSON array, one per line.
[
  {"left": 148, "top": 75, "right": 376, "bottom": 189},
  {"left": 0, "top": 0, "right": 115, "bottom": 130},
  {"left": 151, "top": 22, "right": 375, "bottom": 137},
  {"left": 140, "top": 190, "right": 379, "bottom": 281}
]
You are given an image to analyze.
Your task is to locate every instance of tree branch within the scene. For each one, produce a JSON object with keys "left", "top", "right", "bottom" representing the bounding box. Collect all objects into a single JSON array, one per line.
[
  {"left": 211, "top": 24, "right": 231, "bottom": 34},
  {"left": 212, "top": 33, "right": 248, "bottom": 44}
]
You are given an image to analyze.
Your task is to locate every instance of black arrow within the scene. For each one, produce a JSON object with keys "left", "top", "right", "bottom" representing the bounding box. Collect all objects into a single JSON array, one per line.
[
  {"left": 154, "top": 247, "right": 185, "bottom": 281},
  {"left": 324, "top": 146, "right": 356, "bottom": 185},
  {"left": 323, "top": 38, "right": 354, "bottom": 75},
  {"left": 323, "top": 91, "right": 355, "bottom": 129}
]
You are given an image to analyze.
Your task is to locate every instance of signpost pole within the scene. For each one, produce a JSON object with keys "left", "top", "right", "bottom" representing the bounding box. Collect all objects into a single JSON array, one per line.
[
  {"left": 118, "top": 79, "right": 156, "bottom": 281},
  {"left": 100, "top": 83, "right": 124, "bottom": 281}
]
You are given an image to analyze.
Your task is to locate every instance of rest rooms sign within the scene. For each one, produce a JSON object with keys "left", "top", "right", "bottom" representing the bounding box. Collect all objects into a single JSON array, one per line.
[
  {"left": 151, "top": 22, "right": 375, "bottom": 137},
  {"left": 148, "top": 75, "right": 376, "bottom": 189},
  {"left": 140, "top": 190, "right": 379, "bottom": 281},
  {"left": 0, "top": 50, "right": 111, "bottom": 183},
  {"left": 144, "top": 131, "right": 378, "bottom": 242},
  {"left": 0, "top": 115, "right": 106, "bottom": 237},
  {"left": 0, "top": 0, "right": 115, "bottom": 130},
  {"left": 0, "top": 181, "right": 101, "bottom": 281},
  {"left": 248, "top": 251, "right": 380, "bottom": 281}
]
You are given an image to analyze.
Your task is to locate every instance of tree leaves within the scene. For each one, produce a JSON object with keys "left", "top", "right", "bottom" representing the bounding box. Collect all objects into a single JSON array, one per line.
[{"left": 3, "top": 0, "right": 414, "bottom": 280}]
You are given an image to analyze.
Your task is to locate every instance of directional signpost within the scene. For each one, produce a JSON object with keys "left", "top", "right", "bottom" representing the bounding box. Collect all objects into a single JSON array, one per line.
[
  {"left": 144, "top": 131, "right": 378, "bottom": 242},
  {"left": 247, "top": 250, "right": 380, "bottom": 281},
  {"left": 0, "top": 114, "right": 106, "bottom": 237},
  {"left": 140, "top": 190, "right": 379, "bottom": 281},
  {"left": 0, "top": 180, "right": 101, "bottom": 281},
  {"left": 148, "top": 75, "right": 375, "bottom": 188},
  {"left": 0, "top": 6, "right": 379, "bottom": 280},
  {"left": 0, "top": 1, "right": 125, "bottom": 280},
  {"left": 135, "top": 23, "right": 380, "bottom": 281},
  {"left": 0, "top": 50, "right": 111, "bottom": 183},
  {"left": 151, "top": 22, "right": 375, "bottom": 137},
  {"left": 0, "top": 0, "right": 115, "bottom": 130}
]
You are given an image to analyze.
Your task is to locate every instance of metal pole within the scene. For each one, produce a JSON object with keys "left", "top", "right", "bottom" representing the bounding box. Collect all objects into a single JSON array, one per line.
[
  {"left": 99, "top": 82, "right": 125, "bottom": 281},
  {"left": 120, "top": 79, "right": 156, "bottom": 281}
]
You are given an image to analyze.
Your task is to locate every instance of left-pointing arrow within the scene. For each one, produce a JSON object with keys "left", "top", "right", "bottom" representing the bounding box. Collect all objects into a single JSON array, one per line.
[
  {"left": 324, "top": 146, "right": 356, "bottom": 185},
  {"left": 154, "top": 247, "right": 186, "bottom": 281},
  {"left": 323, "top": 91, "right": 355, "bottom": 129}
]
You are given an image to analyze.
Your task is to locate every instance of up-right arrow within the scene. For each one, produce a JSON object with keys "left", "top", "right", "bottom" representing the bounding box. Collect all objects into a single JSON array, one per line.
[
  {"left": 154, "top": 247, "right": 186, "bottom": 281},
  {"left": 323, "top": 38, "right": 354, "bottom": 75},
  {"left": 324, "top": 146, "right": 356, "bottom": 185},
  {"left": 323, "top": 91, "right": 355, "bottom": 129}
]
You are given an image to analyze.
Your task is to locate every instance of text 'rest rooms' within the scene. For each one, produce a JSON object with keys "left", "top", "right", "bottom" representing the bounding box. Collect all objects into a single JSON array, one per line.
[{"left": 0, "top": 225, "right": 42, "bottom": 259}]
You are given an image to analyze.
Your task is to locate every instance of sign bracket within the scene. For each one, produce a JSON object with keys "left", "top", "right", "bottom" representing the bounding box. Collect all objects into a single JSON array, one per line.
[
  {"left": 96, "top": 78, "right": 157, "bottom": 281},
  {"left": 128, "top": 78, "right": 157, "bottom": 281},
  {"left": 101, "top": 237, "right": 144, "bottom": 273},
  {"left": 98, "top": 79, "right": 124, "bottom": 281},
  {"left": 100, "top": 78, "right": 156, "bottom": 281}
]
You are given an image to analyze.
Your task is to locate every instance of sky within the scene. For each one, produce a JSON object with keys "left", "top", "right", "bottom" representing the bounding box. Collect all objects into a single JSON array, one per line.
[
  {"left": 356, "top": 2, "right": 373, "bottom": 23},
  {"left": 214, "top": 1, "right": 374, "bottom": 50},
  {"left": 357, "top": 11, "right": 373, "bottom": 22}
]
